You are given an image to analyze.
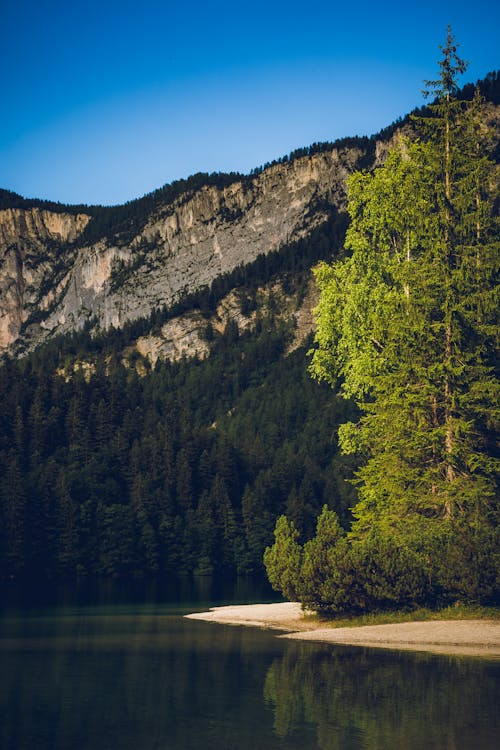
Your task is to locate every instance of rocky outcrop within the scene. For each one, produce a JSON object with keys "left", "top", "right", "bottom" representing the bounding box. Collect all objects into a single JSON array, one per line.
[
  {"left": 132, "top": 279, "right": 317, "bottom": 366},
  {"left": 135, "top": 313, "right": 211, "bottom": 365},
  {"left": 0, "top": 209, "right": 91, "bottom": 351},
  {"left": 0, "top": 207, "right": 90, "bottom": 247}
]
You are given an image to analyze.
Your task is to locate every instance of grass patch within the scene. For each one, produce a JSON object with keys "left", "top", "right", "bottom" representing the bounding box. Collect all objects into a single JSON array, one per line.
[{"left": 307, "top": 604, "right": 500, "bottom": 629}]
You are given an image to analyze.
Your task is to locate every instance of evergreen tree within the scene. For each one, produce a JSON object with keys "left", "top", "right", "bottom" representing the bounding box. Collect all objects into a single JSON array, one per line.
[
  {"left": 298, "top": 506, "right": 355, "bottom": 613},
  {"left": 263, "top": 515, "right": 302, "bottom": 601},
  {"left": 1, "top": 451, "right": 27, "bottom": 576},
  {"left": 311, "top": 32, "right": 498, "bottom": 529}
]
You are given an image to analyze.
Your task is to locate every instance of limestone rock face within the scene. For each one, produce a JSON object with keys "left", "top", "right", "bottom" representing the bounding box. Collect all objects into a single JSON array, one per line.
[
  {"left": 0, "top": 208, "right": 90, "bottom": 247},
  {"left": 0, "top": 209, "right": 91, "bottom": 351},
  {"left": 0, "top": 145, "right": 361, "bottom": 355},
  {"left": 135, "top": 314, "right": 211, "bottom": 365}
]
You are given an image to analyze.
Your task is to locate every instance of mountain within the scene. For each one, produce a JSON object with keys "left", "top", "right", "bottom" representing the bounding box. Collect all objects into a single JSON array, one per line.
[
  {"left": 0, "top": 146, "right": 364, "bottom": 358},
  {"left": 0, "top": 73, "right": 498, "bottom": 582}
]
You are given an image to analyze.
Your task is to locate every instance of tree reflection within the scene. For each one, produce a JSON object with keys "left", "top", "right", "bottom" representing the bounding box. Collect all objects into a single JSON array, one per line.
[{"left": 263, "top": 643, "right": 500, "bottom": 749}]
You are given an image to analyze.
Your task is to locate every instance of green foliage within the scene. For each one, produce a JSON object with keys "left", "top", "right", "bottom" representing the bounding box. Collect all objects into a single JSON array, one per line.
[
  {"left": 0, "top": 311, "right": 356, "bottom": 581},
  {"left": 298, "top": 507, "right": 357, "bottom": 613},
  {"left": 263, "top": 516, "right": 302, "bottom": 600},
  {"left": 265, "top": 511, "right": 441, "bottom": 614},
  {"left": 311, "top": 33, "right": 499, "bottom": 524},
  {"left": 268, "top": 33, "right": 499, "bottom": 613},
  {"left": 436, "top": 518, "right": 500, "bottom": 603}
]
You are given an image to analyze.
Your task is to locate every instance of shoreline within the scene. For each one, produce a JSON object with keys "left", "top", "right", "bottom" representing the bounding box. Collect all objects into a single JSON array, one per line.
[{"left": 185, "top": 602, "right": 500, "bottom": 658}]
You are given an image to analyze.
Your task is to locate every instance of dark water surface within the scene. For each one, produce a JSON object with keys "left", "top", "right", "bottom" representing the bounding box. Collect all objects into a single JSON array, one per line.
[{"left": 1, "top": 578, "right": 498, "bottom": 750}]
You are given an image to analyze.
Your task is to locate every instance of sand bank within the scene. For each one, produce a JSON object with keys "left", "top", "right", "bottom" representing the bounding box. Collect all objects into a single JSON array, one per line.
[{"left": 185, "top": 602, "right": 500, "bottom": 657}]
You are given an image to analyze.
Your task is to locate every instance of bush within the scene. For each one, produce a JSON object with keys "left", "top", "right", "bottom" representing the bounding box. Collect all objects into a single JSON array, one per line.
[{"left": 263, "top": 516, "right": 302, "bottom": 600}]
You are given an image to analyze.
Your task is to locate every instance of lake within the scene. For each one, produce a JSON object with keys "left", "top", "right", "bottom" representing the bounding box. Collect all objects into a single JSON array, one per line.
[{"left": 1, "top": 578, "right": 498, "bottom": 750}]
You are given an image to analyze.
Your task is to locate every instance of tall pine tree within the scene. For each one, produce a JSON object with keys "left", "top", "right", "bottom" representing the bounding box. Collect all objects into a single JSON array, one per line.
[{"left": 311, "top": 30, "right": 498, "bottom": 520}]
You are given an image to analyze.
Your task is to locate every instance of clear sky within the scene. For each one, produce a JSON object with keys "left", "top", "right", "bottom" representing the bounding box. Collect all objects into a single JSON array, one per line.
[{"left": 1, "top": 0, "right": 498, "bottom": 206}]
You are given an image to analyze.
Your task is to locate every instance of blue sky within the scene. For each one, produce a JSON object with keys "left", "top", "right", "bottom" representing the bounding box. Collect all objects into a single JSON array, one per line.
[{"left": 1, "top": 0, "right": 498, "bottom": 205}]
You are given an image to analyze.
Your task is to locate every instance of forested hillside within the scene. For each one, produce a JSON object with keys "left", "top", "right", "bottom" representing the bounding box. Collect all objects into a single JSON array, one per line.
[{"left": 0, "top": 289, "right": 357, "bottom": 581}]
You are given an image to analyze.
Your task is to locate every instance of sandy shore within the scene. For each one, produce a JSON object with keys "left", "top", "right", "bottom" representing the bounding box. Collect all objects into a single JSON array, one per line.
[{"left": 185, "top": 602, "right": 500, "bottom": 658}]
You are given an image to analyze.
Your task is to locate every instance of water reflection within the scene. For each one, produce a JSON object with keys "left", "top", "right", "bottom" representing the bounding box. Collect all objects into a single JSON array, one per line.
[
  {"left": 263, "top": 643, "right": 500, "bottom": 749},
  {"left": 1, "top": 598, "right": 499, "bottom": 750},
  {"left": 1, "top": 613, "right": 288, "bottom": 750}
]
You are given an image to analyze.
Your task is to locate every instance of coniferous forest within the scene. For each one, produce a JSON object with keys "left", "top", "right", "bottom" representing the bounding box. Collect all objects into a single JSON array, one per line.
[{"left": 0, "top": 310, "right": 357, "bottom": 582}]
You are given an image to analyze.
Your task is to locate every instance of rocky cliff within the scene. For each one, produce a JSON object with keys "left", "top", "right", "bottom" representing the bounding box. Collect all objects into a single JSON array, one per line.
[
  {"left": 0, "top": 209, "right": 91, "bottom": 352},
  {"left": 0, "top": 145, "right": 364, "bottom": 356}
]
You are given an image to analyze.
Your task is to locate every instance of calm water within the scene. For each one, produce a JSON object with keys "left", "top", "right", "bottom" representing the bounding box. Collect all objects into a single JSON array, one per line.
[{"left": 1, "top": 579, "right": 499, "bottom": 750}]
